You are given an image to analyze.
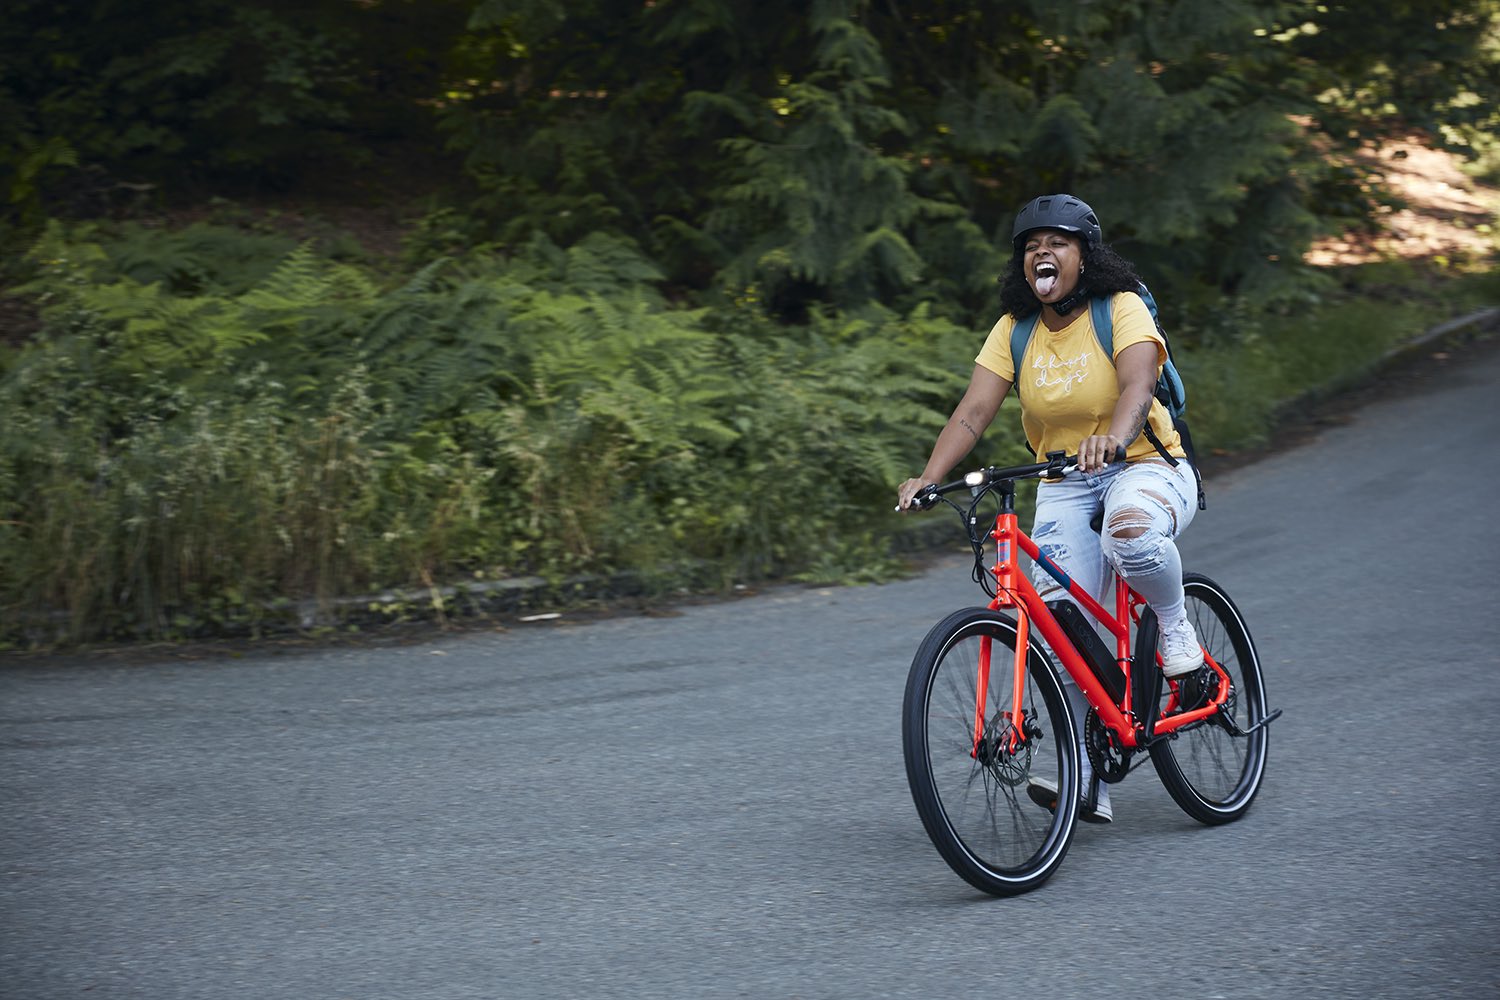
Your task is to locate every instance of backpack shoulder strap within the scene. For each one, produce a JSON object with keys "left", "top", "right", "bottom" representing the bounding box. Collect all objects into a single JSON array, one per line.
[
  {"left": 1095, "top": 289, "right": 1191, "bottom": 479},
  {"left": 1092, "top": 283, "right": 1162, "bottom": 357},
  {"left": 1088, "top": 294, "right": 1115, "bottom": 359},
  {"left": 1008, "top": 312, "right": 1040, "bottom": 394}
]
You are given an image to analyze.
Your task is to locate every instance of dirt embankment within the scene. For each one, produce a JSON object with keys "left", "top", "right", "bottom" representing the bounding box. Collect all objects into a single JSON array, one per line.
[{"left": 1306, "top": 136, "right": 1497, "bottom": 267}]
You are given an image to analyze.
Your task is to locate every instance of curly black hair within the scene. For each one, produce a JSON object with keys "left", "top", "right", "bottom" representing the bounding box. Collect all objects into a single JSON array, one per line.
[{"left": 997, "top": 240, "right": 1143, "bottom": 318}]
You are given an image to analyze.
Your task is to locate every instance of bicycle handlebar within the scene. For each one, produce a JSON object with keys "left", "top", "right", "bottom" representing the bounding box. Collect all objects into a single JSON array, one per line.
[{"left": 900, "top": 446, "right": 1128, "bottom": 512}]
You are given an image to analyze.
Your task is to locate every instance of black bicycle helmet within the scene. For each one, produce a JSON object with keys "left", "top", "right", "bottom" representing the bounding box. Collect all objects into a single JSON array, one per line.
[{"left": 1011, "top": 194, "right": 1102, "bottom": 252}]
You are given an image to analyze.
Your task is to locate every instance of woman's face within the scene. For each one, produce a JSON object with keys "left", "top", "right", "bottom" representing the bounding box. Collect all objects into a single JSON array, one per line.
[{"left": 1022, "top": 229, "right": 1084, "bottom": 305}]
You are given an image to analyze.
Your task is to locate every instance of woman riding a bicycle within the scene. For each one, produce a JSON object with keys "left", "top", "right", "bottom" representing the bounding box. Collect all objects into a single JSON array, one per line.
[{"left": 897, "top": 193, "right": 1204, "bottom": 824}]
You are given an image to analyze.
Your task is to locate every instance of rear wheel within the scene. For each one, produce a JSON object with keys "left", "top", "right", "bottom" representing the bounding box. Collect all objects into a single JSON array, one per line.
[
  {"left": 1149, "top": 574, "right": 1270, "bottom": 824},
  {"left": 902, "top": 608, "right": 1079, "bottom": 895}
]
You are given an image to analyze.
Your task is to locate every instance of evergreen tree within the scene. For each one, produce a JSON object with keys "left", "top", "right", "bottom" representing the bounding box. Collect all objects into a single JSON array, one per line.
[
  {"left": 5, "top": 0, "right": 1498, "bottom": 323},
  {"left": 0, "top": 0, "right": 470, "bottom": 217},
  {"left": 1288, "top": 0, "right": 1500, "bottom": 154},
  {"left": 703, "top": 5, "right": 962, "bottom": 316}
]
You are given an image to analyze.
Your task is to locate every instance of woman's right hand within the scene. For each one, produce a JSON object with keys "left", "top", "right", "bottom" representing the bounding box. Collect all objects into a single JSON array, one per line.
[{"left": 896, "top": 477, "right": 933, "bottom": 511}]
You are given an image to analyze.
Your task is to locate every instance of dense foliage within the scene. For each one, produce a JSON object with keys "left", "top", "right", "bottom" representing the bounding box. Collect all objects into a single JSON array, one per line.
[
  {"left": 1, "top": 1, "right": 1497, "bottom": 643},
  {"left": 8, "top": 2, "right": 1498, "bottom": 314},
  {"left": 1, "top": 220, "right": 992, "bottom": 640}
]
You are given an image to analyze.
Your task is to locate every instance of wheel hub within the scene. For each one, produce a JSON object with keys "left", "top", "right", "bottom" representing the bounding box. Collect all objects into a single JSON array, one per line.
[{"left": 974, "top": 714, "right": 1035, "bottom": 786}]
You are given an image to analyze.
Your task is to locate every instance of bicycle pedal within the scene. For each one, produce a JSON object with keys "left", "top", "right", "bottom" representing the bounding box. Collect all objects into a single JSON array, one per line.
[{"left": 1026, "top": 779, "right": 1060, "bottom": 813}]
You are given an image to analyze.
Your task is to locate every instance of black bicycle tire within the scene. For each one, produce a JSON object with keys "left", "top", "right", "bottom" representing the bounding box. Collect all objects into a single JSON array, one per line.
[
  {"left": 901, "top": 607, "right": 1080, "bottom": 896},
  {"left": 1148, "top": 573, "right": 1270, "bottom": 825}
]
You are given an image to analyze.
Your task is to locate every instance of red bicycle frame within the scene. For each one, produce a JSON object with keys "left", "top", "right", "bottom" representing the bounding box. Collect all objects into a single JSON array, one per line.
[{"left": 977, "top": 504, "right": 1230, "bottom": 754}]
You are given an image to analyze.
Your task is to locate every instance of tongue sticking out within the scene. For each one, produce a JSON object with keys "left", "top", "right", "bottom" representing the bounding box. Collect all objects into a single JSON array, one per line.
[{"left": 1035, "top": 275, "right": 1057, "bottom": 297}]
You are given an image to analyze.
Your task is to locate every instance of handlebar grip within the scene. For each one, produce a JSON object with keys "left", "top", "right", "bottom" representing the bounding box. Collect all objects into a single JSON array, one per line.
[{"left": 896, "top": 484, "right": 941, "bottom": 512}]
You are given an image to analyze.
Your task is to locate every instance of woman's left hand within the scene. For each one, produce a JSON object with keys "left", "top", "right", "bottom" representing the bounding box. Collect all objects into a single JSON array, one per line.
[{"left": 1076, "top": 434, "right": 1125, "bottom": 472}]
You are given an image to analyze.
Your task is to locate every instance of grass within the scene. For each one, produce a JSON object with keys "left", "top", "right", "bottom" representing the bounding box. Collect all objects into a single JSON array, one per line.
[{"left": 1182, "top": 263, "right": 1500, "bottom": 455}]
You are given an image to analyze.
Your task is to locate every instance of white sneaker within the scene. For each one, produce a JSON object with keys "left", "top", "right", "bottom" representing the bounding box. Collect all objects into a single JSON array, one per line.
[
  {"left": 1026, "top": 775, "right": 1113, "bottom": 824},
  {"left": 1083, "top": 780, "right": 1112, "bottom": 824},
  {"left": 1158, "top": 615, "right": 1204, "bottom": 678}
]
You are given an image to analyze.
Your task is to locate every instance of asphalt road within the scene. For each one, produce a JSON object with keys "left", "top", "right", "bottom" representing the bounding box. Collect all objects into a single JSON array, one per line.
[{"left": 4, "top": 337, "right": 1499, "bottom": 1000}]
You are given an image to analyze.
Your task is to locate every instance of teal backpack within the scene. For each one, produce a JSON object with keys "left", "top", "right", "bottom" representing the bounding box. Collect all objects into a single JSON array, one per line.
[{"left": 1009, "top": 280, "right": 1205, "bottom": 509}]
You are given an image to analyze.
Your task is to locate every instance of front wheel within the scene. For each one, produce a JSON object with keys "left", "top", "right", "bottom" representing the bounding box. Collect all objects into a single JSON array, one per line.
[
  {"left": 902, "top": 608, "right": 1079, "bottom": 896},
  {"left": 1149, "top": 573, "right": 1270, "bottom": 825}
]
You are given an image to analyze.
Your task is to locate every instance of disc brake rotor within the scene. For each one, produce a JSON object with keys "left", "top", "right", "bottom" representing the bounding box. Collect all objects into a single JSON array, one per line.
[{"left": 976, "top": 714, "right": 1034, "bottom": 787}]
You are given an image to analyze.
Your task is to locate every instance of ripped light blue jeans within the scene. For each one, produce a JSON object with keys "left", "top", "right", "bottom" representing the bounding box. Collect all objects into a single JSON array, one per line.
[
  {"left": 1030, "top": 457, "right": 1199, "bottom": 623},
  {"left": 1031, "top": 458, "right": 1200, "bottom": 793}
]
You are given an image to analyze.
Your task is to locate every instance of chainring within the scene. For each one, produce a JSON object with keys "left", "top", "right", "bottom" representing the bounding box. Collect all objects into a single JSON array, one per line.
[{"left": 1084, "top": 708, "right": 1131, "bottom": 784}]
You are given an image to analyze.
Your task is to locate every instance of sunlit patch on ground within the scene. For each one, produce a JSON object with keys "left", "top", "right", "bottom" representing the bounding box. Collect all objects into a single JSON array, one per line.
[{"left": 1306, "top": 136, "right": 1499, "bottom": 267}]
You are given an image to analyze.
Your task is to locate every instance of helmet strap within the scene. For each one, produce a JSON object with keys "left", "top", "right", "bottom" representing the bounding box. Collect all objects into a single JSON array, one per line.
[{"left": 1052, "top": 285, "right": 1090, "bottom": 315}]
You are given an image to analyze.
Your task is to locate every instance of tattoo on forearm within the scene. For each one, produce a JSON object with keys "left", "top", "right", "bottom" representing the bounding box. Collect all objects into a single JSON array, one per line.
[
  {"left": 958, "top": 417, "right": 980, "bottom": 445},
  {"left": 1126, "top": 400, "right": 1151, "bottom": 441}
]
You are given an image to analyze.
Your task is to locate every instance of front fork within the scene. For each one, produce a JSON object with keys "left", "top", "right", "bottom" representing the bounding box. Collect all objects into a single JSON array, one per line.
[
  {"left": 972, "top": 497, "right": 1030, "bottom": 758},
  {"left": 970, "top": 611, "right": 1029, "bottom": 758}
]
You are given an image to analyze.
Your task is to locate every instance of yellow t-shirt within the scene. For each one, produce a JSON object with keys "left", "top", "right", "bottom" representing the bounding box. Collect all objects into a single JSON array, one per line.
[{"left": 974, "top": 292, "right": 1185, "bottom": 462}]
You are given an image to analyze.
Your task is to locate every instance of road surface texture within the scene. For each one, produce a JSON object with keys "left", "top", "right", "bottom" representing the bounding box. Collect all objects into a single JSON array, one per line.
[{"left": 4, "top": 336, "right": 1499, "bottom": 999}]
